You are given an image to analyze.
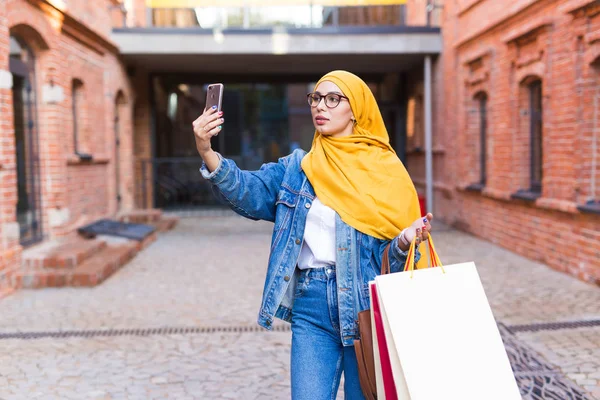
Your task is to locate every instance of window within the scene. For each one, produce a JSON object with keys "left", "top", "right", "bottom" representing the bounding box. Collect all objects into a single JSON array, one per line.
[
  {"left": 529, "top": 80, "right": 543, "bottom": 193},
  {"left": 577, "top": 65, "right": 600, "bottom": 215},
  {"left": 167, "top": 92, "right": 178, "bottom": 120},
  {"left": 72, "top": 79, "right": 91, "bottom": 160},
  {"left": 466, "top": 92, "right": 487, "bottom": 192},
  {"left": 10, "top": 34, "right": 43, "bottom": 245},
  {"left": 477, "top": 93, "right": 488, "bottom": 186},
  {"left": 511, "top": 78, "right": 544, "bottom": 202},
  {"left": 72, "top": 80, "right": 82, "bottom": 153}
]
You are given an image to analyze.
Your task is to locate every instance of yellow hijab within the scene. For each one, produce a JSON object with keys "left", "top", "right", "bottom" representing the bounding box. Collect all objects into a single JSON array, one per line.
[{"left": 301, "top": 70, "right": 421, "bottom": 241}]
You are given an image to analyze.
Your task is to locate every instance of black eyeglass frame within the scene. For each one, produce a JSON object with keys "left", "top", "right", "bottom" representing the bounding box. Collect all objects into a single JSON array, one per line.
[{"left": 306, "top": 92, "right": 350, "bottom": 109}]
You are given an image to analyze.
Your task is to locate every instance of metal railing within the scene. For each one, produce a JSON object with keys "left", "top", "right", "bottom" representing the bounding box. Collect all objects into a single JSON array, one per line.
[
  {"left": 145, "top": 3, "right": 411, "bottom": 28},
  {"left": 137, "top": 157, "right": 220, "bottom": 211},
  {"left": 112, "top": 0, "right": 444, "bottom": 29}
]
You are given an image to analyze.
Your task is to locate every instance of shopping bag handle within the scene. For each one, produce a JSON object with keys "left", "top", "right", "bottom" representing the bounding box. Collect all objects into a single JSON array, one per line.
[
  {"left": 402, "top": 234, "right": 444, "bottom": 277},
  {"left": 427, "top": 235, "right": 442, "bottom": 268},
  {"left": 381, "top": 234, "right": 443, "bottom": 275}
]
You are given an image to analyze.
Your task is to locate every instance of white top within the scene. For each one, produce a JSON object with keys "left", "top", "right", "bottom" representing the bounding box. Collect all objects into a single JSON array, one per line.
[{"left": 297, "top": 197, "right": 337, "bottom": 270}]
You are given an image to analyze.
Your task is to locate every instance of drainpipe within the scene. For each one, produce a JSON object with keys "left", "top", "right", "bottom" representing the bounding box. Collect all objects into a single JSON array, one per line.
[
  {"left": 424, "top": 55, "right": 433, "bottom": 214},
  {"left": 592, "top": 94, "right": 598, "bottom": 202}
]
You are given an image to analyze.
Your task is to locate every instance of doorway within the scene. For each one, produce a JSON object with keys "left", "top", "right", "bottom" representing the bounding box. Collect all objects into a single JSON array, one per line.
[{"left": 10, "top": 35, "right": 43, "bottom": 246}]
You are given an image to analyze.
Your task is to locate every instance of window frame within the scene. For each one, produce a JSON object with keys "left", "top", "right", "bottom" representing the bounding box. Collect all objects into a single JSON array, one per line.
[
  {"left": 71, "top": 79, "right": 92, "bottom": 160},
  {"left": 465, "top": 92, "right": 488, "bottom": 193},
  {"left": 529, "top": 80, "right": 543, "bottom": 193},
  {"left": 478, "top": 92, "right": 488, "bottom": 186}
]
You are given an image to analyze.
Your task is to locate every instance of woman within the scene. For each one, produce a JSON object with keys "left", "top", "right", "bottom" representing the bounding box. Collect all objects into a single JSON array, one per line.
[{"left": 193, "top": 70, "right": 433, "bottom": 400}]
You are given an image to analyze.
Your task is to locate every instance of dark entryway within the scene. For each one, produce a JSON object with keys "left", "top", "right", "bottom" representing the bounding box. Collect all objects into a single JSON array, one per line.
[
  {"left": 10, "top": 35, "right": 43, "bottom": 246},
  {"left": 142, "top": 74, "right": 407, "bottom": 211}
]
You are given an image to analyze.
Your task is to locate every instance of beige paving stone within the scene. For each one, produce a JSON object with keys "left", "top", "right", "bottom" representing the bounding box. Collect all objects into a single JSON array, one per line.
[
  {"left": 0, "top": 216, "right": 597, "bottom": 398},
  {"left": 516, "top": 326, "right": 600, "bottom": 397}
]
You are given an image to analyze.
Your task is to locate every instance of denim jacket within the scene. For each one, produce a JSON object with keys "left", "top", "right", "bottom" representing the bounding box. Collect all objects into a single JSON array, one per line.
[{"left": 200, "top": 149, "right": 420, "bottom": 346}]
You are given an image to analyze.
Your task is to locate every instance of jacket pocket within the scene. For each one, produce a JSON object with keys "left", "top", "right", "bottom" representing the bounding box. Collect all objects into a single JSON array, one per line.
[
  {"left": 270, "top": 187, "right": 299, "bottom": 252},
  {"left": 276, "top": 186, "right": 299, "bottom": 206},
  {"left": 274, "top": 188, "right": 298, "bottom": 228}
]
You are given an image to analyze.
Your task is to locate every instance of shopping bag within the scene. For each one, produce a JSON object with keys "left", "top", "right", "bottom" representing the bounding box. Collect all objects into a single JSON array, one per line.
[
  {"left": 369, "top": 281, "right": 398, "bottom": 400},
  {"left": 373, "top": 236, "right": 521, "bottom": 400},
  {"left": 370, "top": 234, "right": 421, "bottom": 399}
]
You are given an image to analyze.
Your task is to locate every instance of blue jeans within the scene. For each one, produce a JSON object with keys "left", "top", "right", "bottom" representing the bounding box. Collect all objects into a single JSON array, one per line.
[{"left": 290, "top": 266, "right": 366, "bottom": 400}]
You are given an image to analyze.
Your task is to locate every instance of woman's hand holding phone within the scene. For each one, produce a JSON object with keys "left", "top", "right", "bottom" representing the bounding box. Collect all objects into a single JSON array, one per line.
[{"left": 192, "top": 106, "right": 224, "bottom": 172}]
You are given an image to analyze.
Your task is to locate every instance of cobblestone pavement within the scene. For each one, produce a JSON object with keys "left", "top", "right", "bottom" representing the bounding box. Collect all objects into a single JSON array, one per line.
[{"left": 0, "top": 215, "right": 598, "bottom": 399}]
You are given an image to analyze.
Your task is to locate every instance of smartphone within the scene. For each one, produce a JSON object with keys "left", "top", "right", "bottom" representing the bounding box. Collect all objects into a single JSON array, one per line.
[{"left": 205, "top": 83, "right": 224, "bottom": 113}]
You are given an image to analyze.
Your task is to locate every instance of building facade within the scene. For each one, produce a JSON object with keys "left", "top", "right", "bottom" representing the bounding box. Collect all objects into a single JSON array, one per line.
[
  {"left": 0, "top": 0, "right": 136, "bottom": 297},
  {"left": 0, "top": 0, "right": 598, "bottom": 299},
  {"left": 431, "top": 0, "right": 600, "bottom": 284}
]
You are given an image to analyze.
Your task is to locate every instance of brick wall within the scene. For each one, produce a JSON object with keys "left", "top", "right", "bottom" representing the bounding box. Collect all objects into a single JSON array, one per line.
[
  {"left": 417, "top": 0, "right": 600, "bottom": 283},
  {"left": 337, "top": 5, "right": 404, "bottom": 25},
  {"left": 66, "top": 163, "right": 110, "bottom": 220},
  {"left": 1, "top": 0, "right": 134, "bottom": 294},
  {"left": 0, "top": 0, "right": 20, "bottom": 298},
  {"left": 129, "top": 0, "right": 149, "bottom": 27},
  {"left": 406, "top": 0, "right": 429, "bottom": 26},
  {"left": 335, "top": 3, "right": 441, "bottom": 27},
  {"left": 53, "top": 0, "right": 117, "bottom": 40}
]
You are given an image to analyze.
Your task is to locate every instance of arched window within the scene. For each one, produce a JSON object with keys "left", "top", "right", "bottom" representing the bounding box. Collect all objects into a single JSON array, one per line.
[
  {"left": 9, "top": 34, "right": 43, "bottom": 245},
  {"left": 71, "top": 79, "right": 91, "bottom": 160},
  {"left": 476, "top": 92, "right": 488, "bottom": 186},
  {"left": 466, "top": 91, "right": 488, "bottom": 191},
  {"left": 529, "top": 80, "right": 543, "bottom": 193}
]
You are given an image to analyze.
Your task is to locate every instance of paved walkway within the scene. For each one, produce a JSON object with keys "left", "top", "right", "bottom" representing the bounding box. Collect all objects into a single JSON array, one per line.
[{"left": 0, "top": 215, "right": 598, "bottom": 399}]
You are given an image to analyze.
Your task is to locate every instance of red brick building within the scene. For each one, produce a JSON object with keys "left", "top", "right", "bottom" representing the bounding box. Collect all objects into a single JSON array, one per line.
[
  {"left": 0, "top": 0, "right": 598, "bottom": 299},
  {"left": 337, "top": 0, "right": 600, "bottom": 283},
  {"left": 427, "top": 0, "right": 600, "bottom": 284},
  {"left": 0, "top": 0, "right": 136, "bottom": 297}
]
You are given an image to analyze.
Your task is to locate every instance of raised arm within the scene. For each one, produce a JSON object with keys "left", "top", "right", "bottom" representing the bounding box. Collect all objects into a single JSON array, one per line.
[
  {"left": 199, "top": 152, "right": 290, "bottom": 222},
  {"left": 193, "top": 106, "right": 293, "bottom": 222}
]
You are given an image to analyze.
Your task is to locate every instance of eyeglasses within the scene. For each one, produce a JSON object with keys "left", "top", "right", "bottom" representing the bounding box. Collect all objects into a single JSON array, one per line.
[{"left": 307, "top": 92, "right": 349, "bottom": 109}]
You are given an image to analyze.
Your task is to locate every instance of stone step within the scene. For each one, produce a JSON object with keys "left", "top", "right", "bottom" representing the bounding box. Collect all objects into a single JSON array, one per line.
[
  {"left": 114, "top": 209, "right": 178, "bottom": 234},
  {"left": 117, "top": 209, "right": 163, "bottom": 224},
  {"left": 22, "top": 238, "right": 107, "bottom": 270},
  {"left": 153, "top": 216, "right": 179, "bottom": 232},
  {"left": 138, "top": 231, "right": 158, "bottom": 250},
  {"left": 13, "top": 211, "right": 169, "bottom": 291},
  {"left": 16, "top": 242, "right": 138, "bottom": 289},
  {"left": 71, "top": 243, "right": 138, "bottom": 287}
]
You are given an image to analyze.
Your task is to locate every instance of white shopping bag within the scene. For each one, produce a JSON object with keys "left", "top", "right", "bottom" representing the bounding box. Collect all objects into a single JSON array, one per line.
[{"left": 373, "top": 238, "right": 521, "bottom": 400}]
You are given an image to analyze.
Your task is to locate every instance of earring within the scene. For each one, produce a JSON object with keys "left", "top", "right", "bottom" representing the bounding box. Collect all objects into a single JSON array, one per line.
[{"left": 351, "top": 118, "right": 357, "bottom": 125}]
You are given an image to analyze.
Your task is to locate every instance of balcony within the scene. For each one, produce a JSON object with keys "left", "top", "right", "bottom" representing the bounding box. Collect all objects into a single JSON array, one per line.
[
  {"left": 136, "top": 0, "right": 442, "bottom": 29},
  {"left": 147, "top": 3, "right": 407, "bottom": 29},
  {"left": 111, "top": 1, "right": 442, "bottom": 75}
]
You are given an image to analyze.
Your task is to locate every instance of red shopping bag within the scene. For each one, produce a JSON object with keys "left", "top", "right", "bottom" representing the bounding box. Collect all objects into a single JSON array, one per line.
[{"left": 370, "top": 281, "right": 398, "bottom": 400}]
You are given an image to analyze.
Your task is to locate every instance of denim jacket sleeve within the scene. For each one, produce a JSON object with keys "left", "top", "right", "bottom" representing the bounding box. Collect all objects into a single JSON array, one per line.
[
  {"left": 378, "top": 235, "right": 422, "bottom": 273},
  {"left": 199, "top": 152, "right": 289, "bottom": 222}
]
